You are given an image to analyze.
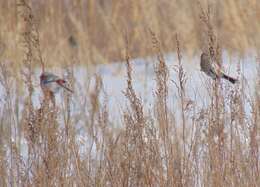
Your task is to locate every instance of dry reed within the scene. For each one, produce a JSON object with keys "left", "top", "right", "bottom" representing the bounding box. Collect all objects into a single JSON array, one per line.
[{"left": 0, "top": 0, "right": 259, "bottom": 186}]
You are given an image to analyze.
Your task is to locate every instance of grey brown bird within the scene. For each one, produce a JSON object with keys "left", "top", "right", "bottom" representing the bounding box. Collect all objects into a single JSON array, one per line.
[
  {"left": 40, "top": 72, "right": 73, "bottom": 94},
  {"left": 200, "top": 52, "right": 237, "bottom": 84}
]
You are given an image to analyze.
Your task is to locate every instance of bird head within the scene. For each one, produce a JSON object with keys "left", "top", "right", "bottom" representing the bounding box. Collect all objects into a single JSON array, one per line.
[{"left": 40, "top": 73, "right": 46, "bottom": 82}]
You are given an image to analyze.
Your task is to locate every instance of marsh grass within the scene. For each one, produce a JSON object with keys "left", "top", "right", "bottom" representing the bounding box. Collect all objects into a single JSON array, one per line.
[{"left": 0, "top": 0, "right": 260, "bottom": 186}]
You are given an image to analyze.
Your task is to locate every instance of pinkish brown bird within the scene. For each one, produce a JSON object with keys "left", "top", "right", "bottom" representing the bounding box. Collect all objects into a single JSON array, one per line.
[{"left": 200, "top": 52, "right": 238, "bottom": 84}]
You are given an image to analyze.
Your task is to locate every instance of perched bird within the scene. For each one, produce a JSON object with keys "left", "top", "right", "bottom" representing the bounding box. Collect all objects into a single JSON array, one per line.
[
  {"left": 40, "top": 72, "right": 73, "bottom": 95},
  {"left": 68, "top": 35, "right": 78, "bottom": 49},
  {"left": 200, "top": 52, "right": 237, "bottom": 84}
]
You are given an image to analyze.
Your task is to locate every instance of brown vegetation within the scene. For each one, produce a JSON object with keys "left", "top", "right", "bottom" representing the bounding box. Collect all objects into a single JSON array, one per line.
[
  {"left": 0, "top": 0, "right": 259, "bottom": 66},
  {"left": 0, "top": 0, "right": 260, "bottom": 186}
]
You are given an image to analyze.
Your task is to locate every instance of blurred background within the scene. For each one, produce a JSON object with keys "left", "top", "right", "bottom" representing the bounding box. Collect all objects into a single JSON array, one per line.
[{"left": 0, "top": 0, "right": 259, "bottom": 67}]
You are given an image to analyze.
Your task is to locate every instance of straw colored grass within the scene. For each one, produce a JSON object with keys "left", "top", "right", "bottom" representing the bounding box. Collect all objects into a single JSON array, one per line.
[{"left": 0, "top": 0, "right": 260, "bottom": 186}]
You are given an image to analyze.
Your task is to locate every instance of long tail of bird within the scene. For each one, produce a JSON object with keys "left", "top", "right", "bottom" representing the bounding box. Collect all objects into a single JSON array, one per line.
[
  {"left": 222, "top": 74, "right": 237, "bottom": 84},
  {"left": 56, "top": 80, "right": 74, "bottom": 93}
]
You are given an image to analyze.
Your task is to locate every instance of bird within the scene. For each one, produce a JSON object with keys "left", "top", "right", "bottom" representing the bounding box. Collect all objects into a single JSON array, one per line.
[
  {"left": 68, "top": 35, "right": 78, "bottom": 49},
  {"left": 200, "top": 52, "right": 237, "bottom": 84},
  {"left": 40, "top": 72, "right": 73, "bottom": 95}
]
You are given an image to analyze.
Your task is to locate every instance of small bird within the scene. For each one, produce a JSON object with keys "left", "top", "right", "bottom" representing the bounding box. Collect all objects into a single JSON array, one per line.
[
  {"left": 40, "top": 72, "right": 73, "bottom": 94},
  {"left": 68, "top": 35, "right": 78, "bottom": 49},
  {"left": 200, "top": 52, "right": 237, "bottom": 84}
]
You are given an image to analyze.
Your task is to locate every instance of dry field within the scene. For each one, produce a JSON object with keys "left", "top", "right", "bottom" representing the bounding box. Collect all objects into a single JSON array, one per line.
[{"left": 0, "top": 0, "right": 260, "bottom": 186}]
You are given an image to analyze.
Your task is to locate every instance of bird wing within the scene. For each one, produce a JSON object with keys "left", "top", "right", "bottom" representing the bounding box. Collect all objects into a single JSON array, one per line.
[
  {"left": 56, "top": 79, "right": 73, "bottom": 93},
  {"left": 211, "top": 63, "right": 224, "bottom": 77},
  {"left": 47, "top": 73, "right": 60, "bottom": 81},
  {"left": 42, "top": 72, "right": 61, "bottom": 84}
]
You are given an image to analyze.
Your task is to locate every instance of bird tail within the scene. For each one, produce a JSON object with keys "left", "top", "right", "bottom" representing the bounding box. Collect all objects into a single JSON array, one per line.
[
  {"left": 60, "top": 84, "right": 74, "bottom": 93},
  {"left": 56, "top": 80, "right": 74, "bottom": 93},
  {"left": 222, "top": 74, "right": 237, "bottom": 84}
]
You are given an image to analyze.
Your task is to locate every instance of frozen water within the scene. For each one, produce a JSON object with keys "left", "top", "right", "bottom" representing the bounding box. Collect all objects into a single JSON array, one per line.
[{"left": 0, "top": 51, "right": 258, "bottom": 120}]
